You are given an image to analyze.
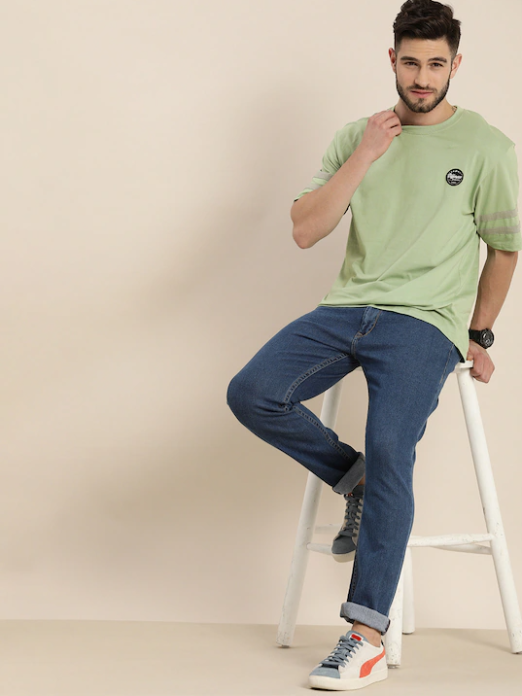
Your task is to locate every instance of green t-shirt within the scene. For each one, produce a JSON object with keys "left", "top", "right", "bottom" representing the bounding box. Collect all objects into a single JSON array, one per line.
[{"left": 294, "top": 105, "right": 522, "bottom": 362}]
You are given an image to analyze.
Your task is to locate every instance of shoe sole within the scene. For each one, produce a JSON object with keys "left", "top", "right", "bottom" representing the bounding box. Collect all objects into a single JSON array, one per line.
[
  {"left": 309, "top": 666, "right": 388, "bottom": 690},
  {"left": 331, "top": 549, "right": 356, "bottom": 563}
]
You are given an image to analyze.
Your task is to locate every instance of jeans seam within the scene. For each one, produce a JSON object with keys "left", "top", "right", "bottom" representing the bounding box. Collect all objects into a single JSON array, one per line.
[
  {"left": 352, "top": 310, "right": 382, "bottom": 356},
  {"left": 360, "top": 309, "right": 383, "bottom": 337},
  {"left": 439, "top": 343, "right": 455, "bottom": 386},
  {"left": 279, "top": 353, "right": 350, "bottom": 462},
  {"left": 293, "top": 403, "right": 352, "bottom": 461},
  {"left": 282, "top": 353, "right": 348, "bottom": 404}
]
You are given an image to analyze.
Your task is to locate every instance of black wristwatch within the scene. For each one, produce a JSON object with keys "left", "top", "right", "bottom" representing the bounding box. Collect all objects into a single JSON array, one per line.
[{"left": 468, "top": 328, "right": 494, "bottom": 349}]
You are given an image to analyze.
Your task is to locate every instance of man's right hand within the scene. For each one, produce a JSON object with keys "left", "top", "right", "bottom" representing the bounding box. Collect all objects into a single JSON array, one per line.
[{"left": 357, "top": 110, "right": 402, "bottom": 163}]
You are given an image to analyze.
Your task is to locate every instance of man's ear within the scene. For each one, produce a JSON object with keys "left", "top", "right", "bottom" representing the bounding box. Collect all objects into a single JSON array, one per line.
[{"left": 389, "top": 47, "right": 397, "bottom": 73}]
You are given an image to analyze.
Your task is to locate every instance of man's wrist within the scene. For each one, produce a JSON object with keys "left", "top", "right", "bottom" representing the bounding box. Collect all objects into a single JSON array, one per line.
[{"left": 468, "top": 328, "right": 495, "bottom": 349}]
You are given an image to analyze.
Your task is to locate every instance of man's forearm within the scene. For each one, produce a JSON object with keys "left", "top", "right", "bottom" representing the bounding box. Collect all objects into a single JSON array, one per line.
[{"left": 469, "top": 247, "right": 518, "bottom": 330}]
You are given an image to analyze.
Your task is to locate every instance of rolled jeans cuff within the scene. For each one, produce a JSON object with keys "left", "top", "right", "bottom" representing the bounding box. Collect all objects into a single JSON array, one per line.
[
  {"left": 340, "top": 601, "right": 391, "bottom": 635},
  {"left": 332, "top": 453, "right": 365, "bottom": 495}
]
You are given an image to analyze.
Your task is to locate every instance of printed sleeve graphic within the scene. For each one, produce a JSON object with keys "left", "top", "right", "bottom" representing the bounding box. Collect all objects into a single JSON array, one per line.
[{"left": 474, "top": 145, "right": 522, "bottom": 251}]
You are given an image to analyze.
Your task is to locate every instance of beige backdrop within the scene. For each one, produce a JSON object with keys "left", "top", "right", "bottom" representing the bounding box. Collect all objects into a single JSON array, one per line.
[{"left": 0, "top": 0, "right": 520, "bottom": 630}]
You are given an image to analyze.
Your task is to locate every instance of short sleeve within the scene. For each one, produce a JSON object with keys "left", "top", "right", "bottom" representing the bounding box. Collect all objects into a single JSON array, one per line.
[
  {"left": 293, "top": 131, "right": 342, "bottom": 203},
  {"left": 474, "top": 144, "right": 522, "bottom": 251}
]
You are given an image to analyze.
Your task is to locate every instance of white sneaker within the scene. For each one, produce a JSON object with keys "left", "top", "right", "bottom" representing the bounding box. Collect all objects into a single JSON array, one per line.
[{"left": 309, "top": 629, "right": 388, "bottom": 691}]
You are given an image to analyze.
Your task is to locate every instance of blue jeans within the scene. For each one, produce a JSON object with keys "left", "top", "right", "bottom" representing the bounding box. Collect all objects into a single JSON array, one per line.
[{"left": 226, "top": 306, "right": 461, "bottom": 635}]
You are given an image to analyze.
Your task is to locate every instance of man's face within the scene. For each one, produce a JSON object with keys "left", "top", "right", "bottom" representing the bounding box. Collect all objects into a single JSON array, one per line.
[{"left": 391, "top": 38, "right": 459, "bottom": 114}]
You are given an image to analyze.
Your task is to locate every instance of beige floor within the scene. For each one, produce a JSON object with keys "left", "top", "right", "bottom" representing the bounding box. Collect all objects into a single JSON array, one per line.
[{"left": 0, "top": 621, "right": 521, "bottom": 695}]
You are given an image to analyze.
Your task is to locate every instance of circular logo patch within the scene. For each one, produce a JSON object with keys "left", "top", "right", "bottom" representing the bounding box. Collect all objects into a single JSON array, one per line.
[{"left": 446, "top": 168, "right": 464, "bottom": 186}]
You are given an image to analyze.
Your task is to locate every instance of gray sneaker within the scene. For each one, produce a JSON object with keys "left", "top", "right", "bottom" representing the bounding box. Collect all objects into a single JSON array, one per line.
[{"left": 331, "top": 483, "right": 364, "bottom": 562}]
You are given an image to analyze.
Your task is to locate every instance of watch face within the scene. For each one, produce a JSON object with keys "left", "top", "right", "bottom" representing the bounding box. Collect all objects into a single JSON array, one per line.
[{"left": 481, "top": 329, "right": 494, "bottom": 348}]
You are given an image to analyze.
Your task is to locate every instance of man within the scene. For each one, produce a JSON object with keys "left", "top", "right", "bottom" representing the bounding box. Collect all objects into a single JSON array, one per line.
[{"left": 227, "top": 0, "right": 521, "bottom": 690}]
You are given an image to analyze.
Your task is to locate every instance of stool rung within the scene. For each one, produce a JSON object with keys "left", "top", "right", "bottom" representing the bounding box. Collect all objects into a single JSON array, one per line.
[
  {"left": 307, "top": 543, "right": 333, "bottom": 555},
  {"left": 314, "top": 528, "right": 494, "bottom": 544},
  {"left": 307, "top": 534, "right": 494, "bottom": 558},
  {"left": 432, "top": 543, "right": 491, "bottom": 554},
  {"left": 408, "top": 533, "right": 493, "bottom": 546}
]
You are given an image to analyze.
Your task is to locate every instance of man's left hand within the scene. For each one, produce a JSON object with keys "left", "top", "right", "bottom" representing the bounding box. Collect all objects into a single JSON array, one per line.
[{"left": 466, "top": 340, "right": 495, "bottom": 383}]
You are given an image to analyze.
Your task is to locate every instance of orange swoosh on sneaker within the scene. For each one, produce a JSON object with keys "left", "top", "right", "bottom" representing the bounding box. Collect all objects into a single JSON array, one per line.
[{"left": 359, "top": 647, "right": 386, "bottom": 677}]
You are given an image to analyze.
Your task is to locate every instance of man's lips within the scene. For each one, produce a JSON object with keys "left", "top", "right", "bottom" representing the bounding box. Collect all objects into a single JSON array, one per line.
[{"left": 412, "top": 90, "right": 432, "bottom": 96}]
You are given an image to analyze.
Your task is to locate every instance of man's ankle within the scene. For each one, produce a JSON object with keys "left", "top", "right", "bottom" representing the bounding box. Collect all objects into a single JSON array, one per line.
[{"left": 352, "top": 621, "right": 381, "bottom": 647}]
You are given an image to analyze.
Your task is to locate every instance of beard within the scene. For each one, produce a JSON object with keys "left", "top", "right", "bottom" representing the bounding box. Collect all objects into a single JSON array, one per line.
[{"left": 395, "top": 73, "right": 451, "bottom": 113}]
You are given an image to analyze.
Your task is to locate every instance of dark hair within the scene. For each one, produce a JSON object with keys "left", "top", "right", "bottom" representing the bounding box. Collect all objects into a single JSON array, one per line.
[{"left": 393, "top": 0, "right": 461, "bottom": 61}]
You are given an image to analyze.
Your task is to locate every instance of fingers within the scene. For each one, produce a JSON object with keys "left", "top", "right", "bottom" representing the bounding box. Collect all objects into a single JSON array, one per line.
[
  {"left": 470, "top": 355, "right": 495, "bottom": 383},
  {"left": 371, "top": 110, "right": 399, "bottom": 122}
]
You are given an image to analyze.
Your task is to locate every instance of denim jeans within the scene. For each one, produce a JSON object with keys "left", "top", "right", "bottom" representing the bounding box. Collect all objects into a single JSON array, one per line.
[{"left": 226, "top": 305, "right": 461, "bottom": 635}]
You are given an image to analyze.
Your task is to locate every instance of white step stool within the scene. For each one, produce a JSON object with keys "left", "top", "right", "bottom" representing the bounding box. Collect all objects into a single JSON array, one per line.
[{"left": 276, "top": 361, "right": 522, "bottom": 666}]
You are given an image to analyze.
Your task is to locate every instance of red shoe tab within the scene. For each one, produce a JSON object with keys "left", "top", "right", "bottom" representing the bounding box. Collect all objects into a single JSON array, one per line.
[{"left": 350, "top": 633, "right": 362, "bottom": 641}]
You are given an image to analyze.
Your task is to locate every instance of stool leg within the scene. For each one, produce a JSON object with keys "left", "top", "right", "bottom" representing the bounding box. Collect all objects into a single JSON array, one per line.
[
  {"left": 384, "top": 558, "right": 405, "bottom": 667},
  {"left": 457, "top": 367, "right": 522, "bottom": 654},
  {"left": 277, "top": 380, "right": 345, "bottom": 647},
  {"left": 277, "top": 470, "right": 323, "bottom": 647},
  {"left": 403, "top": 545, "right": 415, "bottom": 635}
]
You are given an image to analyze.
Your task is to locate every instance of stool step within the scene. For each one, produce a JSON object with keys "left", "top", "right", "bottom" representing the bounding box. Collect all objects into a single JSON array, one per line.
[
  {"left": 307, "top": 543, "right": 334, "bottom": 556},
  {"left": 308, "top": 533, "right": 494, "bottom": 557},
  {"left": 408, "top": 533, "right": 493, "bottom": 549}
]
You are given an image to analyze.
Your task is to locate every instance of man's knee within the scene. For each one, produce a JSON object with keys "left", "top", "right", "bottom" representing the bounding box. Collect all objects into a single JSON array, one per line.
[
  {"left": 227, "top": 371, "right": 246, "bottom": 416},
  {"left": 226, "top": 368, "right": 261, "bottom": 423},
  {"left": 227, "top": 366, "right": 281, "bottom": 427}
]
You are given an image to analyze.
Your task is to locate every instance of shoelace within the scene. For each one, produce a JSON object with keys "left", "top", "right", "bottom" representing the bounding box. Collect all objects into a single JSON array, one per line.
[
  {"left": 340, "top": 492, "right": 363, "bottom": 533},
  {"left": 321, "top": 633, "right": 362, "bottom": 667}
]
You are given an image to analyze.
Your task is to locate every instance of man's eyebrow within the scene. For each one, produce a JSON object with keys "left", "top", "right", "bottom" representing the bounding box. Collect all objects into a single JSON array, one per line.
[{"left": 400, "top": 55, "right": 448, "bottom": 63}]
